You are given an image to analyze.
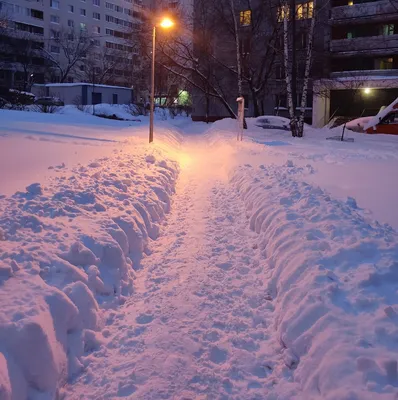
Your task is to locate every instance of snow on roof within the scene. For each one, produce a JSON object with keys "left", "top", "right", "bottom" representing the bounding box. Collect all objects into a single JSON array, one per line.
[
  {"left": 364, "top": 97, "right": 398, "bottom": 130},
  {"left": 34, "top": 83, "right": 132, "bottom": 90},
  {"left": 334, "top": 76, "right": 398, "bottom": 82}
]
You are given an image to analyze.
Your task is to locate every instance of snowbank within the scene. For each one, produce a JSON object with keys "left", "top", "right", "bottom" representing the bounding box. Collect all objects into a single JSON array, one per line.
[
  {"left": 231, "top": 161, "right": 398, "bottom": 399},
  {"left": 0, "top": 131, "right": 180, "bottom": 398}
]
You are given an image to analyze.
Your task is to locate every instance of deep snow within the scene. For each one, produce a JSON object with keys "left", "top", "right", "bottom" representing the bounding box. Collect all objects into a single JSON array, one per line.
[{"left": 1, "top": 108, "right": 398, "bottom": 399}]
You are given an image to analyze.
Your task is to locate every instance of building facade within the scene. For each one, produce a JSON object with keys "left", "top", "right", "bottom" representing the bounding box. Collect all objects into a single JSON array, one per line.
[
  {"left": 313, "top": 0, "right": 398, "bottom": 126},
  {"left": 0, "top": 0, "right": 145, "bottom": 90},
  {"left": 191, "top": 0, "right": 398, "bottom": 125}
]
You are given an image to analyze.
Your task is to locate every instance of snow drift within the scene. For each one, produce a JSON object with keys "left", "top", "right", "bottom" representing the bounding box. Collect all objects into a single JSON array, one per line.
[
  {"left": 231, "top": 161, "right": 398, "bottom": 399},
  {"left": 0, "top": 136, "right": 180, "bottom": 398}
]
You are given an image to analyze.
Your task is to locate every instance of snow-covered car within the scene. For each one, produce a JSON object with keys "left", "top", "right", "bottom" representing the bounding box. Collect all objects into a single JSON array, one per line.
[
  {"left": 34, "top": 96, "right": 64, "bottom": 106},
  {"left": 255, "top": 116, "right": 290, "bottom": 131}
]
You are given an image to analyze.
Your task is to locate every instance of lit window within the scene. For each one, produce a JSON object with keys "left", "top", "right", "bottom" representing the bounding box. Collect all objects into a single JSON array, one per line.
[
  {"left": 382, "top": 24, "right": 394, "bottom": 36},
  {"left": 80, "top": 22, "right": 86, "bottom": 30},
  {"left": 347, "top": 31, "right": 353, "bottom": 38},
  {"left": 296, "top": 1, "right": 313, "bottom": 19},
  {"left": 348, "top": 0, "right": 353, "bottom": 5},
  {"left": 50, "top": 14, "right": 60, "bottom": 23},
  {"left": 240, "top": 10, "right": 251, "bottom": 26},
  {"left": 277, "top": 5, "right": 289, "bottom": 22},
  {"left": 379, "top": 57, "right": 393, "bottom": 70}
]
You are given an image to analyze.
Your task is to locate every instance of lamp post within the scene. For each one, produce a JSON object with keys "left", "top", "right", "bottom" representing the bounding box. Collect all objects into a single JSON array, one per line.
[{"left": 149, "top": 17, "right": 174, "bottom": 143}]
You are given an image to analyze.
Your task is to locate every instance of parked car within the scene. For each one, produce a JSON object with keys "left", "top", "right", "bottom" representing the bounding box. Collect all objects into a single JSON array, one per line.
[
  {"left": 365, "top": 98, "right": 398, "bottom": 135},
  {"left": 255, "top": 116, "right": 290, "bottom": 131},
  {"left": 365, "top": 112, "right": 398, "bottom": 135},
  {"left": 34, "top": 97, "right": 64, "bottom": 106}
]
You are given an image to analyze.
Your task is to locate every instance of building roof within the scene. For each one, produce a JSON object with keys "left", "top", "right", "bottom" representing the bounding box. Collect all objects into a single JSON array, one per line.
[{"left": 34, "top": 83, "right": 132, "bottom": 90}]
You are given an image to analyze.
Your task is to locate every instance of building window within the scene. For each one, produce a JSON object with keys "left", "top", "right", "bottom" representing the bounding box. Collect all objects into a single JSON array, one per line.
[
  {"left": 50, "top": 14, "right": 60, "bottom": 23},
  {"left": 106, "top": 2, "right": 113, "bottom": 9},
  {"left": 296, "top": 1, "right": 314, "bottom": 19},
  {"left": 277, "top": 5, "right": 289, "bottom": 22},
  {"left": 300, "top": 32, "right": 307, "bottom": 48},
  {"left": 276, "top": 65, "right": 285, "bottom": 79},
  {"left": 50, "top": 0, "right": 59, "bottom": 8},
  {"left": 80, "top": 8, "right": 86, "bottom": 15},
  {"left": 93, "top": 0, "right": 100, "bottom": 6},
  {"left": 347, "top": 31, "right": 353, "bottom": 39},
  {"left": 93, "top": 25, "right": 100, "bottom": 33},
  {"left": 50, "top": 29, "right": 60, "bottom": 38},
  {"left": 93, "top": 12, "right": 100, "bottom": 19},
  {"left": 68, "top": 4, "right": 74, "bottom": 12},
  {"left": 50, "top": 45, "right": 60, "bottom": 53},
  {"left": 80, "top": 22, "right": 87, "bottom": 30},
  {"left": 382, "top": 24, "right": 394, "bottom": 36},
  {"left": 275, "top": 94, "right": 287, "bottom": 108},
  {"left": 379, "top": 57, "right": 394, "bottom": 70},
  {"left": 239, "top": 10, "right": 251, "bottom": 26}
]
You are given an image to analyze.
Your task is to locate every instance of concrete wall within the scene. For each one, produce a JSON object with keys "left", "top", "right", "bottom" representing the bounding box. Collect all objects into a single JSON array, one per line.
[
  {"left": 32, "top": 84, "right": 132, "bottom": 105},
  {"left": 331, "top": 0, "right": 397, "bottom": 24}
]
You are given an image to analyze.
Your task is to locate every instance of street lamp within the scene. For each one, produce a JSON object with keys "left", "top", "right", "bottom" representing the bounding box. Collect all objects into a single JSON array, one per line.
[{"left": 149, "top": 16, "right": 175, "bottom": 143}]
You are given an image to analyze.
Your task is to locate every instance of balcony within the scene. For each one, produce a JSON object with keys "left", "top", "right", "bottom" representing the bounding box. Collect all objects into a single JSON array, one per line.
[
  {"left": 330, "top": 34, "right": 398, "bottom": 55},
  {"left": 331, "top": 69, "right": 398, "bottom": 78},
  {"left": 330, "top": 0, "right": 398, "bottom": 25}
]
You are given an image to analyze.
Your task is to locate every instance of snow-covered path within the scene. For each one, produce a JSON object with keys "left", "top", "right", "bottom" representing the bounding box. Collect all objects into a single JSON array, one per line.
[{"left": 64, "top": 138, "right": 284, "bottom": 399}]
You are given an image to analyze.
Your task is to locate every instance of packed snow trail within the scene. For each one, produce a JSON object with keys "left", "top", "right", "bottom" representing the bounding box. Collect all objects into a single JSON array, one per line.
[{"left": 63, "top": 137, "right": 285, "bottom": 399}]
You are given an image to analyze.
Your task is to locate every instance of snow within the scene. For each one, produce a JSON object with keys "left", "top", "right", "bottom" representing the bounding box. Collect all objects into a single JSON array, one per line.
[
  {"left": 35, "top": 83, "right": 132, "bottom": 90},
  {"left": 1, "top": 109, "right": 398, "bottom": 399},
  {"left": 346, "top": 116, "right": 373, "bottom": 130},
  {"left": 364, "top": 97, "right": 398, "bottom": 131}
]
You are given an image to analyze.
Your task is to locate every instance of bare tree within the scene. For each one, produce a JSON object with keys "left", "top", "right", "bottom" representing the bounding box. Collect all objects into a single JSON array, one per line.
[
  {"left": 43, "top": 29, "right": 95, "bottom": 83},
  {"left": 83, "top": 48, "right": 131, "bottom": 86}
]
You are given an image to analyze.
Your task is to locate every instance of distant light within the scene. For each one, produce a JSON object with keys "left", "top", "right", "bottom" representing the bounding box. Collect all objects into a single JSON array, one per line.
[
  {"left": 363, "top": 88, "right": 371, "bottom": 95},
  {"left": 160, "top": 17, "right": 174, "bottom": 29},
  {"left": 348, "top": 0, "right": 354, "bottom": 5}
]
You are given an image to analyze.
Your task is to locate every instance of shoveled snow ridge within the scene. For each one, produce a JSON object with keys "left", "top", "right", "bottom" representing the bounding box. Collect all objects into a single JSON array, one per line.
[
  {"left": 0, "top": 144, "right": 179, "bottom": 399},
  {"left": 231, "top": 161, "right": 398, "bottom": 399}
]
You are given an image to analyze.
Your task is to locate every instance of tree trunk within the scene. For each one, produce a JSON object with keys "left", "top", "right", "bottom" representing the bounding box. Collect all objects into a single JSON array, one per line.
[
  {"left": 283, "top": 4, "right": 298, "bottom": 137},
  {"left": 205, "top": 92, "right": 210, "bottom": 123},
  {"left": 290, "top": 0, "right": 297, "bottom": 112},
  {"left": 229, "top": 0, "right": 247, "bottom": 128},
  {"left": 297, "top": 0, "right": 316, "bottom": 137},
  {"left": 251, "top": 88, "right": 260, "bottom": 117}
]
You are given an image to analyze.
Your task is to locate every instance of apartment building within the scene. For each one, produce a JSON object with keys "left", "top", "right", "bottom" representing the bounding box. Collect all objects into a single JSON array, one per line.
[
  {"left": 190, "top": 0, "right": 398, "bottom": 125},
  {"left": 0, "top": 0, "right": 145, "bottom": 89},
  {"left": 190, "top": 0, "right": 329, "bottom": 122},
  {"left": 313, "top": 0, "right": 398, "bottom": 126}
]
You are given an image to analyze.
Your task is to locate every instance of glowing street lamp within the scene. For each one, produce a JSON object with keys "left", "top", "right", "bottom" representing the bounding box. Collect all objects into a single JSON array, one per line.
[{"left": 149, "top": 17, "right": 175, "bottom": 143}]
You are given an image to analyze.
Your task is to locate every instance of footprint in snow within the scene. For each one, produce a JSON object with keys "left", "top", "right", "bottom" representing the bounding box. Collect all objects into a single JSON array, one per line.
[
  {"left": 209, "top": 346, "right": 228, "bottom": 364},
  {"left": 135, "top": 313, "right": 154, "bottom": 324}
]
